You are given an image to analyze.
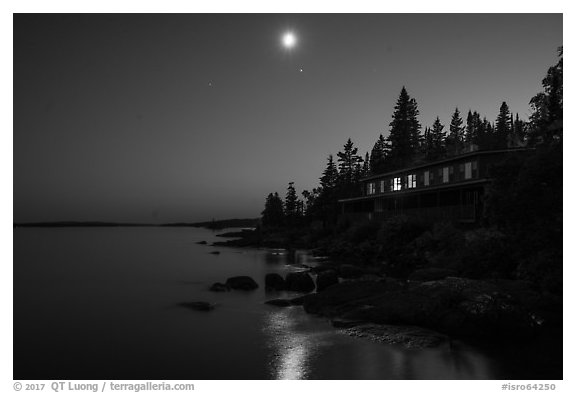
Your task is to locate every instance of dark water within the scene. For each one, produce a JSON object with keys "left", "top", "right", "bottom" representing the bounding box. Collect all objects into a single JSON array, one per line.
[{"left": 13, "top": 227, "right": 560, "bottom": 380}]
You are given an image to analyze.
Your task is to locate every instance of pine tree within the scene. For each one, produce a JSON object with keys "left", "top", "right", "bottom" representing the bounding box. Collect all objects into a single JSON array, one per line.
[
  {"left": 311, "top": 155, "right": 341, "bottom": 224},
  {"left": 362, "top": 152, "right": 370, "bottom": 177},
  {"left": 447, "top": 108, "right": 465, "bottom": 155},
  {"left": 426, "top": 117, "right": 446, "bottom": 161},
  {"left": 386, "top": 87, "right": 421, "bottom": 169},
  {"left": 478, "top": 118, "right": 496, "bottom": 150},
  {"left": 465, "top": 110, "right": 483, "bottom": 147},
  {"left": 319, "top": 154, "right": 338, "bottom": 190},
  {"left": 421, "top": 127, "right": 433, "bottom": 160},
  {"left": 495, "top": 102, "right": 512, "bottom": 148},
  {"left": 465, "top": 110, "right": 475, "bottom": 143},
  {"left": 261, "top": 192, "right": 284, "bottom": 227},
  {"left": 369, "top": 134, "right": 388, "bottom": 174},
  {"left": 284, "top": 182, "right": 299, "bottom": 220},
  {"left": 336, "top": 138, "right": 363, "bottom": 195},
  {"left": 352, "top": 155, "right": 364, "bottom": 183}
]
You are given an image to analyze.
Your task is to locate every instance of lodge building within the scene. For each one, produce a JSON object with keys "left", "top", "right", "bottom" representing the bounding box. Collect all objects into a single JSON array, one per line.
[{"left": 339, "top": 148, "right": 532, "bottom": 224}]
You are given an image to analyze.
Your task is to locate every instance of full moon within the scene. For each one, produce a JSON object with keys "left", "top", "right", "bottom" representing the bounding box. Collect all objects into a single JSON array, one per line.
[{"left": 282, "top": 31, "right": 297, "bottom": 49}]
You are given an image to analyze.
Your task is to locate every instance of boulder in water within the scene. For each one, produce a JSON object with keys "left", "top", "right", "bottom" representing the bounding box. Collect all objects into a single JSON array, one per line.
[{"left": 226, "top": 276, "right": 259, "bottom": 291}]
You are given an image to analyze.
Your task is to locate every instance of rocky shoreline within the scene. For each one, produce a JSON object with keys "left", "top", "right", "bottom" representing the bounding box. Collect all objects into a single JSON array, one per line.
[{"left": 189, "top": 236, "right": 562, "bottom": 350}]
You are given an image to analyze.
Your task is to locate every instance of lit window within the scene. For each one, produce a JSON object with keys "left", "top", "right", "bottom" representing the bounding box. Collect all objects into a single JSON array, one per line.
[
  {"left": 464, "top": 162, "right": 472, "bottom": 179},
  {"left": 380, "top": 180, "right": 385, "bottom": 193},
  {"left": 393, "top": 177, "right": 402, "bottom": 191},
  {"left": 407, "top": 174, "right": 416, "bottom": 189},
  {"left": 367, "top": 182, "right": 376, "bottom": 195},
  {"left": 442, "top": 167, "right": 449, "bottom": 183},
  {"left": 424, "top": 171, "right": 430, "bottom": 186}
]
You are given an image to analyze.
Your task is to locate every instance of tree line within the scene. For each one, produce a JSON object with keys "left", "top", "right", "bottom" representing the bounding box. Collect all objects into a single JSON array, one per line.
[{"left": 261, "top": 47, "right": 562, "bottom": 228}]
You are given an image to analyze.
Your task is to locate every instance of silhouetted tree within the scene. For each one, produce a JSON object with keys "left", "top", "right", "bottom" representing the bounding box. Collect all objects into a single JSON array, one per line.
[
  {"left": 477, "top": 118, "right": 496, "bottom": 150},
  {"left": 446, "top": 108, "right": 465, "bottom": 155},
  {"left": 495, "top": 102, "right": 512, "bottom": 148},
  {"left": 336, "top": 138, "right": 363, "bottom": 196},
  {"left": 314, "top": 154, "right": 341, "bottom": 224},
  {"left": 424, "top": 117, "right": 446, "bottom": 161},
  {"left": 320, "top": 154, "right": 338, "bottom": 190},
  {"left": 301, "top": 188, "right": 320, "bottom": 217},
  {"left": 369, "top": 134, "right": 389, "bottom": 174},
  {"left": 528, "top": 47, "right": 563, "bottom": 146},
  {"left": 284, "top": 182, "right": 300, "bottom": 221},
  {"left": 261, "top": 192, "right": 284, "bottom": 227},
  {"left": 465, "top": 110, "right": 483, "bottom": 147},
  {"left": 362, "top": 152, "right": 370, "bottom": 177},
  {"left": 352, "top": 155, "right": 365, "bottom": 183},
  {"left": 386, "top": 87, "right": 421, "bottom": 169}
]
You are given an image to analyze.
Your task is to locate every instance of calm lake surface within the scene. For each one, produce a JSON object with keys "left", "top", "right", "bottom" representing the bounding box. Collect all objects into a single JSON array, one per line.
[{"left": 13, "top": 227, "right": 560, "bottom": 380}]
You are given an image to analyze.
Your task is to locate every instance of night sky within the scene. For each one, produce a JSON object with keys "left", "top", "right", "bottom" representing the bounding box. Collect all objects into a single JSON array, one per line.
[{"left": 13, "top": 14, "right": 562, "bottom": 223}]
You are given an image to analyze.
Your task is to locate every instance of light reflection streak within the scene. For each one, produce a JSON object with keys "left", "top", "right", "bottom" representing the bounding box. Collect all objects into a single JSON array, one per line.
[
  {"left": 263, "top": 308, "right": 317, "bottom": 380},
  {"left": 262, "top": 306, "right": 496, "bottom": 379}
]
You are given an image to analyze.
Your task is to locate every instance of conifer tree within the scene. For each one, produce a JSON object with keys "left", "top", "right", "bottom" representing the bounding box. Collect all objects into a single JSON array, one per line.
[
  {"left": 336, "top": 138, "right": 363, "bottom": 195},
  {"left": 314, "top": 154, "right": 341, "bottom": 223},
  {"left": 352, "top": 155, "right": 365, "bottom": 183},
  {"left": 465, "top": 110, "right": 475, "bottom": 143},
  {"left": 386, "top": 87, "right": 421, "bottom": 169},
  {"left": 421, "top": 126, "right": 433, "bottom": 159},
  {"left": 465, "top": 110, "right": 483, "bottom": 147},
  {"left": 495, "top": 102, "right": 512, "bottom": 148},
  {"left": 284, "top": 182, "right": 299, "bottom": 220},
  {"left": 261, "top": 192, "right": 284, "bottom": 227},
  {"left": 426, "top": 117, "right": 446, "bottom": 161},
  {"left": 369, "top": 134, "right": 388, "bottom": 174},
  {"left": 362, "top": 152, "right": 370, "bottom": 177},
  {"left": 447, "top": 108, "right": 465, "bottom": 154},
  {"left": 319, "top": 154, "right": 338, "bottom": 191}
]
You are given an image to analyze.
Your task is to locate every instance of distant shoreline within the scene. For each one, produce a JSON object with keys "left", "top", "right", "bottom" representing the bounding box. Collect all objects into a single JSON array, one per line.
[{"left": 13, "top": 218, "right": 260, "bottom": 230}]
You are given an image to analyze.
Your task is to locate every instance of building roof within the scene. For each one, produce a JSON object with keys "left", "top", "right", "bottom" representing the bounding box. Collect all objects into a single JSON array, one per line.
[{"left": 361, "top": 147, "right": 533, "bottom": 182}]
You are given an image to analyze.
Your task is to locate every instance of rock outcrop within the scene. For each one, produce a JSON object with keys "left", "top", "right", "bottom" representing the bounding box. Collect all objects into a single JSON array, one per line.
[{"left": 303, "top": 277, "right": 560, "bottom": 340}]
